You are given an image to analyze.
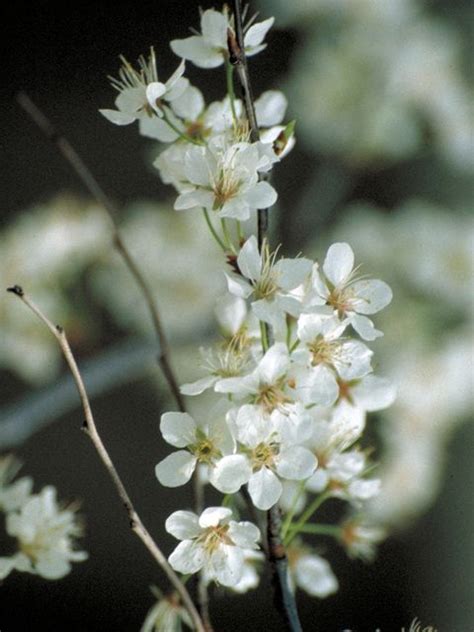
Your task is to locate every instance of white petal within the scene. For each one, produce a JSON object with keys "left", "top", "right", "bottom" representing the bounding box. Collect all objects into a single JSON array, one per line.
[
  {"left": 225, "top": 272, "right": 253, "bottom": 299},
  {"left": 351, "top": 279, "right": 393, "bottom": 315},
  {"left": 139, "top": 115, "right": 180, "bottom": 142},
  {"left": 174, "top": 189, "right": 214, "bottom": 211},
  {"left": 146, "top": 82, "right": 167, "bottom": 111},
  {"left": 35, "top": 552, "right": 71, "bottom": 580},
  {"left": 350, "top": 314, "right": 383, "bottom": 341},
  {"left": 99, "top": 109, "right": 136, "bottom": 125},
  {"left": 255, "top": 90, "right": 288, "bottom": 127},
  {"left": 258, "top": 342, "right": 289, "bottom": 384},
  {"left": 352, "top": 376, "right": 396, "bottom": 411},
  {"left": 171, "top": 85, "right": 205, "bottom": 120},
  {"left": 184, "top": 146, "right": 210, "bottom": 186},
  {"left": 155, "top": 451, "right": 196, "bottom": 487},
  {"left": 115, "top": 87, "right": 146, "bottom": 113},
  {"left": 169, "top": 540, "right": 206, "bottom": 574},
  {"left": 228, "top": 521, "right": 261, "bottom": 549},
  {"left": 215, "top": 294, "right": 247, "bottom": 335},
  {"left": 295, "top": 555, "right": 339, "bottom": 598},
  {"left": 275, "top": 257, "right": 313, "bottom": 291},
  {"left": 323, "top": 243, "right": 354, "bottom": 287},
  {"left": 348, "top": 478, "right": 381, "bottom": 500},
  {"left": 165, "top": 59, "right": 186, "bottom": 90},
  {"left": 180, "top": 375, "right": 217, "bottom": 396},
  {"left": 165, "top": 510, "right": 200, "bottom": 540},
  {"left": 160, "top": 412, "right": 196, "bottom": 447},
  {"left": 209, "top": 455, "right": 252, "bottom": 493},
  {"left": 245, "top": 181, "right": 278, "bottom": 210},
  {"left": 165, "top": 76, "right": 189, "bottom": 102},
  {"left": 201, "top": 9, "right": 228, "bottom": 47},
  {"left": 244, "top": 17, "right": 275, "bottom": 48},
  {"left": 170, "top": 36, "right": 223, "bottom": 69},
  {"left": 237, "top": 235, "right": 261, "bottom": 282},
  {"left": 248, "top": 468, "right": 282, "bottom": 510},
  {"left": 299, "top": 365, "right": 339, "bottom": 407},
  {"left": 252, "top": 298, "right": 285, "bottom": 331},
  {"left": 215, "top": 374, "right": 258, "bottom": 397},
  {"left": 336, "top": 340, "right": 373, "bottom": 380},
  {"left": 199, "top": 506, "right": 232, "bottom": 528},
  {"left": 277, "top": 447, "right": 317, "bottom": 480},
  {"left": 209, "top": 545, "right": 243, "bottom": 587}
]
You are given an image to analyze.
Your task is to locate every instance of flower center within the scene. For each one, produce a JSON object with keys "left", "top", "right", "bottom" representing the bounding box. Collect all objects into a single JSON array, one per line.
[
  {"left": 251, "top": 442, "right": 278, "bottom": 471},
  {"left": 254, "top": 379, "right": 289, "bottom": 412},
  {"left": 212, "top": 169, "right": 241, "bottom": 208},
  {"left": 307, "top": 336, "right": 340, "bottom": 366},
  {"left": 190, "top": 437, "right": 221, "bottom": 465},
  {"left": 199, "top": 524, "right": 233, "bottom": 553}
]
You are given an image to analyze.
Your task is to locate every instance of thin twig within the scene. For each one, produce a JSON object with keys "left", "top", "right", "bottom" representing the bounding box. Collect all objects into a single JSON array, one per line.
[
  {"left": 229, "top": 4, "right": 302, "bottom": 630},
  {"left": 228, "top": 0, "right": 268, "bottom": 250},
  {"left": 6, "top": 285, "right": 205, "bottom": 632},
  {"left": 267, "top": 507, "right": 303, "bottom": 632},
  {"left": 15, "top": 92, "right": 185, "bottom": 414}
]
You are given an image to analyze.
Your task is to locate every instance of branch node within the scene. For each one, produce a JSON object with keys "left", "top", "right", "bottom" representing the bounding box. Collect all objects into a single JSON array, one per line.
[{"left": 7, "top": 285, "right": 24, "bottom": 297}]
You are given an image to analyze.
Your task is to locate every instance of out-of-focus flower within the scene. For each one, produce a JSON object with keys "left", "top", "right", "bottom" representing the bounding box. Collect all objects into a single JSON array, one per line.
[
  {"left": 1, "top": 195, "right": 109, "bottom": 383},
  {"left": 0, "top": 486, "right": 87, "bottom": 580},
  {"left": 141, "top": 590, "right": 192, "bottom": 632},
  {"left": 277, "top": 0, "right": 473, "bottom": 169}
]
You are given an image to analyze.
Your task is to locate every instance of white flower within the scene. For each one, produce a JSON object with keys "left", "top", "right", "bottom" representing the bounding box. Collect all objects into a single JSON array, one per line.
[
  {"left": 155, "top": 411, "right": 234, "bottom": 487},
  {"left": 141, "top": 591, "right": 192, "bottom": 632},
  {"left": 310, "top": 242, "right": 392, "bottom": 340},
  {"left": 292, "top": 313, "right": 373, "bottom": 407},
  {"left": 0, "top": 486, "right": 87, "bottom": 580},
  {"left": 170, "top": 9, "right": 274, "bottom": 69},
  {"left": 212, "top": 405, "right": 317, "bottom": 510},
  {"left": 174, "top": 141, "right": 277, "bottom": 221},
  {"left": 100, "top": 49, "right": 188, "bottom": 127},
  {"left": 226, "top": 236, "right": 312, "bottom": 330},
  {"left": 166, "top": 507, "right": 260, "bottom": 587}
]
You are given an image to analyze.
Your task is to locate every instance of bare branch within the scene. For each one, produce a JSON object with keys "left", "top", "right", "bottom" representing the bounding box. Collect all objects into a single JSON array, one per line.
[
  {"left": 16, "top": 92, "right": 185, "bottom": 413},
  {"left": 6, "top": 285, "right": 205, "bottom": 632}
]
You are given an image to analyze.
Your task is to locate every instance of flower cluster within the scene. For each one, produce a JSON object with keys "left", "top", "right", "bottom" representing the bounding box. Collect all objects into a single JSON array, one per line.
[
  {"left": 0, "top": 455, "right": 87, "bottom": 581},
  {"left": 101, "top": 4, "right": 395, "bottom": 606}
]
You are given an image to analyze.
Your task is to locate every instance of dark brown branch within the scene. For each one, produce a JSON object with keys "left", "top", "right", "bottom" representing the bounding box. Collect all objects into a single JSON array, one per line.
[
  {"left": 7, "top": 286, "right": 205, "bottom": 632},
  {"left": 228, "top": 0, "right": 268, "bottom": 250},
  {"left": 16, "top": 91, "right": 185, "bottom": 414},
  {"left": 267, "top": 506, "right": 303, "bottom": 632}
]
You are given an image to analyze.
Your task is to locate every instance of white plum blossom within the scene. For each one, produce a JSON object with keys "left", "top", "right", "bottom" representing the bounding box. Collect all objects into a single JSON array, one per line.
[
  {"left": 292, "top": 313, "right": 373, "bottom": 407},
  {"left": 174, "top": 141, "right": 278, "bottom": 220},
  {"left": 155, "top": 411, "right": 234, "bottom": 487},
  {"left": 226, "top": 236, "right": 313, "bottom": 330},
  {"left": 309, "top": 242, "right": 392, "bottom": 340},
  {"left": 100, "top": 49, "right": 188, "bottom": 129},
  {"left": 170, "top": 9, "right": 274, "bottom": 69},
  {"left": 166, "top": 507, "right": 260, "bottom": 587},
  {"left": 211, "top": 405, "right": 317, "bottom": 510},
  {"left": 0, "top": 486, "right": 87, "bottom": 581}
]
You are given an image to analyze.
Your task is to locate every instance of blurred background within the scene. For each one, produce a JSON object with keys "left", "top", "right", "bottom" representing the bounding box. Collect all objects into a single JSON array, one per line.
[{"left": 1, "top": 0, "right": 473, "bottom": 629}]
